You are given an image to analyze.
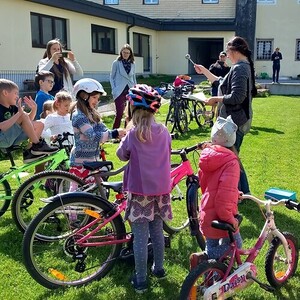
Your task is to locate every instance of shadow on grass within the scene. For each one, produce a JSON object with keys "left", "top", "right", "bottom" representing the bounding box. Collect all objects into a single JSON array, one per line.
[{"left": 250, "top": 126, "right": 284, "bottom": 135}]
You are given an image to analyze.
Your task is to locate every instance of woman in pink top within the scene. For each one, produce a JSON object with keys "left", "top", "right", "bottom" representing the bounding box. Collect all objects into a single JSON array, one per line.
[
  {"left": 116, "top": 84, "right": 172, "bottom": 293},
  {"left": 190, "top": 115, "right": 242, "bottom": 269}
]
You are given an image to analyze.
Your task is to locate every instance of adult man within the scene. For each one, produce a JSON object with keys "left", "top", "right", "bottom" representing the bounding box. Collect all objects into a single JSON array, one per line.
[
  {"left": 209, "top": 51, "right": 231, "bottom": 96},
  {"left": 271, "top": 47, "right": 282, "bottom": 84}
]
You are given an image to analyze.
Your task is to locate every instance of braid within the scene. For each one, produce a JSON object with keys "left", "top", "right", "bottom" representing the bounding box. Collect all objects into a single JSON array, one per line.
[{"left": 247, "top": 53, "right": 257, "bottom": 97}]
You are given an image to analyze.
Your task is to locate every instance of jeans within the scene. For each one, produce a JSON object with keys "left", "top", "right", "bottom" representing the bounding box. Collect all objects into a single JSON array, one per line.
[
  {"left": 235, "top": 129, "right": 250, "bottom": 194},
  {"left": 272, "top": 65, "right": 280, "bottom": 82},
  {"left": 112, "top": 88, "right": 128, "bottom": 129}
]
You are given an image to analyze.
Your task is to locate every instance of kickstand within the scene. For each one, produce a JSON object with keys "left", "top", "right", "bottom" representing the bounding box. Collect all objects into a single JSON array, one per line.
[{"left": 246, "top": 272, "right": 276, "bottom": 293}]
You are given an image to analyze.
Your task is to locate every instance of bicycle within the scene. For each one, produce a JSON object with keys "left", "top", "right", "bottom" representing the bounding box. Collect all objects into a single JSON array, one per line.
[
  {"left": 179, "top": 194, "right": 300, "bottom": 300},
  {"left": 21, "top": 143, "right": 208, "bottom": 289},
  {"left": 0, "top": 132, "right": 73, "bottom": 217}
]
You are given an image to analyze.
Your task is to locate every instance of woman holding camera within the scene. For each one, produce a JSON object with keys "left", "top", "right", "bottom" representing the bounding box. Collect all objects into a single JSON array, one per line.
[{"left": 38, "top": 39, "right": 83, "bottom": 96}]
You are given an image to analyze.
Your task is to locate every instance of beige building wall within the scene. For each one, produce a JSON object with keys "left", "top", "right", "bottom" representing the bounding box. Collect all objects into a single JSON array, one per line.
[
  {"left": 156, "top": 31, "right": 234, "bottom": 75},
  {"left": 89, "top": 0, "right": 236, "bottom": 19},
  {"left": 0, "top": 0, "right": 145, "bottom": 76},
  {"left": 255, "top": 1, "right": 300, "bottom": 78}
]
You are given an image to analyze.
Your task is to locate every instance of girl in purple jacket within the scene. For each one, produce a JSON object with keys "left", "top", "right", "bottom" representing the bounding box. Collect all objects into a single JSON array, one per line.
[
  {"left": 190, "top": 116, "right": 242, "bottom": 269},
  {"left": 116, "top": 84, "right": 172, "bottom": 293}
]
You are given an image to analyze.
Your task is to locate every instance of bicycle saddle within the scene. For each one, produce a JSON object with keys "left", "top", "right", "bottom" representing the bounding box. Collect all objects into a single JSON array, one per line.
[{"left": 83, "top": 161, "right": 113, "bottom": 171}]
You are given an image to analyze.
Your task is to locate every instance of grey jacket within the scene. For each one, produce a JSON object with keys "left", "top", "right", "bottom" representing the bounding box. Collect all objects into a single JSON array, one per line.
[
  {"left": 109, "top": 60, "right": 137, "bottom": 100},
  {"left": 218, "top": 60, "right": 253, "bottom": 130}
]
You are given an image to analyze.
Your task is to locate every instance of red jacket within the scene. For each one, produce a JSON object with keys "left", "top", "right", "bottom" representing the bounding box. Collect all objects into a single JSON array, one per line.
[{"left": 199, "top": 145, "right": 240, "bottom": 239}]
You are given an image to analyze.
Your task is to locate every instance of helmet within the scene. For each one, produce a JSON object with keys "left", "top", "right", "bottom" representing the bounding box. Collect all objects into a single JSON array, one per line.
[
  {"left": 126, "top": 84, "right": 161, "bottom": 113},
  {"left": 73, "top": 78, "right": 107, "bottom": 99}
]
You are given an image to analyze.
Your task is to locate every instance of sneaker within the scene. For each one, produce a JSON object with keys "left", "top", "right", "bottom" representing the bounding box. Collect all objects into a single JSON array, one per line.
[
  {"left": 31, "top": 139, "right": 58, "bottom": 155},
  {"left": 189, "top": 252, "right": 208, "bottom": 270},
  {"left": 271, "top": 81, "right": 275, "bottom": 84},
  {"left": 23, "top": 149, "right": 46, "bottom": 163},
  {"left": 151, "top": 266, "right": 166, "bottom": 279},
  {"left": 130, "top": 275, "right": 148, "bottom": 294}
]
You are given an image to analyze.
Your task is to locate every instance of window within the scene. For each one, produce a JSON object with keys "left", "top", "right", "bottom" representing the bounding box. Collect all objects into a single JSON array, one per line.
[
  {"left": 202, "top": 0, "right": 219, "bottom": 3},
  {"left": 256, "top": 40, "right": 273, "bottom": 60},
  {"left": 91, "top": 24, "right": 115, "bottom": 54},
  {"left": 133, "top": 32, "right": 150, "bottom": 72},
  {"left": 257, "top": 0, "right": 276, "bottom": 4},
  {"left": 144, "top": 0, "right": 159, "bottom": 4},
  {"left": 30, "top": 13, "right": 67, "bottom": 48},
  {"left": 296, "top": 40, "right": 300, "bottom": 60},
  {"left": 103, "top": 0, "right": 119, "bottom": 4}
]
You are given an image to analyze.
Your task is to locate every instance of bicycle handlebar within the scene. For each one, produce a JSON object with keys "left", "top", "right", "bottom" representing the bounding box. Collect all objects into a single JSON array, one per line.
[
  {"left": 171, "top": 141, "right": 209, "bottom": 155},
  {"left": 240, "top": 194, "right": 300, "bottom": 212}
]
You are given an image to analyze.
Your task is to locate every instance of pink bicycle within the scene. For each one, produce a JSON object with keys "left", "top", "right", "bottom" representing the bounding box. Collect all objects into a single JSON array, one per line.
[
  {"left": 179, "top": 194, "right": 299, "bottom": 299},
  {"left": 22, "top": 143, "right": 205, "bottom": 289}
]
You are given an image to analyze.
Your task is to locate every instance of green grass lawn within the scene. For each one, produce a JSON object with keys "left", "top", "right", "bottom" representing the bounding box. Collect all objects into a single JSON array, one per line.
[{"left": 0, "top": 95, "right": 300, "bottom": 299}]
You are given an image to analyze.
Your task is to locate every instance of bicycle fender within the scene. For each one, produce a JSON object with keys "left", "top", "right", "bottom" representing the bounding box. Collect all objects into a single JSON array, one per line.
[{"left": 186, "top": 175, "right": 200, "bottom": 236}]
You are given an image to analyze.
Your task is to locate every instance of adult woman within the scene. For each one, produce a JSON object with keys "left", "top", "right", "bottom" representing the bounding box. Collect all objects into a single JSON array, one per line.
[
  {"left": 194, "top": 36, "right": 257, "bottom": 194},
  {"left": 110, "top": 44, "right": 137, "bottom": 129},
  {"left": 38, "top": 39, "right": 83, "bottom": 96}
]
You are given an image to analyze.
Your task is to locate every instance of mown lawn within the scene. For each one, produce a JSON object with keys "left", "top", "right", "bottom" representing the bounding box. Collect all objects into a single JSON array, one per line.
[{"left": 0, "top": 94, "right": 300, "bottom": 299}]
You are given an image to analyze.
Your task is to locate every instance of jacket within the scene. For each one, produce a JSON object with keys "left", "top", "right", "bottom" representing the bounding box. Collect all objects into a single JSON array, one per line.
[
  {"left": 199, "top": 145, "right": 240, "bottom": 239},
  {"left": 110, "top": 60, "right": 136, "bottom": 100},
  {"left": 116, "top": 121, "right": 171, "bottom": 195},
  {"left": 218, "top": 61, "right": 252, "bottom": 129}
]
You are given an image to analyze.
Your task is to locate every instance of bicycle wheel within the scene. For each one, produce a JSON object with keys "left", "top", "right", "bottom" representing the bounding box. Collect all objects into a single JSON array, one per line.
[
  {"left": 265, "top": 232, "right": 298, "bottom": 288},
  {"left": 23, "top": 193, "right": 125, "bottom": 289},
  {"left": 193, "top": 101, "right": 206, "bottom": 128},
  {"left": 176, "top": 104, "right": 188, "bottom": 134},
  {"left": 179, "top": 262, "right": 227, "bottom": 300},
  {"left": 12, "top": 170, "right": 85, "bottom": 233},
  {"left": 0, "top": 179, "right": 11, "bottom": 217},
  {"left": 165, "top": 101, "right": 176, "bottom": 133},
  {"left": 163, "top": 169, "right": 189, "bottom": 235}
]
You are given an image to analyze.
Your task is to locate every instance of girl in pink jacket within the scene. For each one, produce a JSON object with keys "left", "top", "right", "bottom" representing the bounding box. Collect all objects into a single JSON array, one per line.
[{"left": 190, "top": 115, "right": 242, "bottom": 269}]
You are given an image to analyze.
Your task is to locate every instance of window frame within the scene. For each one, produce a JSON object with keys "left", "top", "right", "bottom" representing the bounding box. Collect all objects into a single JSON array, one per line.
[
  {"left": 103, "top": 0, "right": 119, "bottom": 4},
  {"left": 202, "top": 0, "right": 219, "bottom": 3},
  {"left": 296, "top": 39, "right": 300, "bottom": 61},
  {"left": 257, "top": 0, "right": 276, "bottom": 4},
  {"left": 143, "top": 0, "right": 159, "bottom": 4},
  {"left": 256, "top": 39, "right": 273, "bottom": 61},
  {"left": 91, "top": 24, "right": 116, "bottom": 54},
  {"left": 30, "top": 12, "right": 68, "bottom": 49}
]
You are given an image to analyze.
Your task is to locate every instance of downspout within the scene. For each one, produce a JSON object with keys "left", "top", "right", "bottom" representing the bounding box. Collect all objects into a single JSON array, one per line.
[{"left": 127, "top": 18, "right": 135, "bottom": 45}]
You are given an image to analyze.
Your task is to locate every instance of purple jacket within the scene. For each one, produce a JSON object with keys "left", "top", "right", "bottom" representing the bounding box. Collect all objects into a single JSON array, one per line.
[{"left": 116, "top": 121, "right": 171, "bottom": 195}]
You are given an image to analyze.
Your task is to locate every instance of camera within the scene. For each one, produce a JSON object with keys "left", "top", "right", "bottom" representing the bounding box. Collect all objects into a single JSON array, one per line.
[{"left": 61, "top": 51, "right": 68, "bottom": 58}]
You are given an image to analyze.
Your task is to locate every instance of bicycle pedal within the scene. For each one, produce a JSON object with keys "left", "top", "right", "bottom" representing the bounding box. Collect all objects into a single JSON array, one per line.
[{"left": 164, "top": 235, "right": 171, "bottom": 248}]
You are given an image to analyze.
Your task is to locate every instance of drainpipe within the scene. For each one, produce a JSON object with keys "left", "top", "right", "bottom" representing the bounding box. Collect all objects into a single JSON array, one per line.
[{"left": 127, "top": 18, "right": 135, "bottom": 45}]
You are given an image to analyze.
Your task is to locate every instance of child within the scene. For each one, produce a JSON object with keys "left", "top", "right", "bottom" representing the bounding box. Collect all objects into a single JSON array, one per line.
[
  {"left": 116, "top": 84, "right": 172, "bottom": 293},
  {"left": 40, "top": 100, "right": 54, "bottom": 144},
  {"left": 43, "top": 91, "right": 74, "bottom": 145},
  {"left": 34, "top": 71, "right": 55, "bottom": 120},
  {"left": 70, "top": 78, "right": 126, "bottom": 183},
  {"left": 0, "top": 79, "right": 58, "bottom": 163},
  {"left": 190, "top": 115, "right": 242, "bottom": 269}
]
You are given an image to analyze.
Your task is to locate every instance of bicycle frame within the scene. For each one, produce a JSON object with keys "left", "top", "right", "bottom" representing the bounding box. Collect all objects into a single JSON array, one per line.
[{"left": 203, "top": 195, "right": 297, "bottom": 299}]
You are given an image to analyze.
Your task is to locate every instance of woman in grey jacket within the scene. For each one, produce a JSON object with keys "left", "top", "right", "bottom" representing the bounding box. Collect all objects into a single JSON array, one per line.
[
  {"left": 194, "top": 36, "right": 257, "bottom": 195},
  {"left": 110, "top": 44, "right": 137, "bottom": 129}
]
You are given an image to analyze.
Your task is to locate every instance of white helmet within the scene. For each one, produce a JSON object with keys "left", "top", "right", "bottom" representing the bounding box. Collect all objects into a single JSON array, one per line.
[{"left": 73, "top": 78, "right": 107, "bottom": 99}]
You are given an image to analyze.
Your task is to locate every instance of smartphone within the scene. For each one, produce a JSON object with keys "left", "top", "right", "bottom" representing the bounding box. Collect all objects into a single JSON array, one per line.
[{"left": 61, "top": 51, "right": 68, "bottom": 58}]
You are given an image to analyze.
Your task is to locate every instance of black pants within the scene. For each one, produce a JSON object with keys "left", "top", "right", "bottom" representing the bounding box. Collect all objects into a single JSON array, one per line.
[{"left": 272, "top": 64, "right": 280, "bottom": 82}]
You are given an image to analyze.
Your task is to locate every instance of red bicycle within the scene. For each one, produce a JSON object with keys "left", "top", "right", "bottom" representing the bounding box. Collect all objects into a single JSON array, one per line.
[{"left": 179, "top": 194, "right": 299, "bottom": 299}]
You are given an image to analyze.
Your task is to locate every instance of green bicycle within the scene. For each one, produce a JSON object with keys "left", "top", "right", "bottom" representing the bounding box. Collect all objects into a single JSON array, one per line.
[{"left": 0, "top": 132, "right": 73, "bottom": 217}]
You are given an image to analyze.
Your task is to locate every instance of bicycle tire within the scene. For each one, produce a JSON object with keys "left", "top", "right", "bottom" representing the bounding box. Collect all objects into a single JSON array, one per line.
[
  {"left": 0, "top": 179, "right": 11, "bottom": 217},
  {"left": 23, "top": 193, "right": 125, "bottom": 289},
  {"left": 193, "top": 101, "right": 206, "bottom": 128},
  {"left": 176, "top": 104, "right": 188, "bottom": 134},
  {"left": 179, "top": 261, "right": 227, "bottom": 300},
  {"left": 165, "top": 101, "right": 176, "bottom": 133},
  {"left": 265, "top": 231, "right": 298, "bottom": 288},
  {"left": 12, "top": 170, "right": 85, "bottom": 233}
]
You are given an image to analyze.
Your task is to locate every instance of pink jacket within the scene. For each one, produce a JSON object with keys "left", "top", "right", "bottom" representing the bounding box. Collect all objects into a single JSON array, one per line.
[{"left": 199, "top": 145, "right": 240, "bottom": 239}]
